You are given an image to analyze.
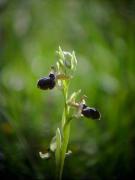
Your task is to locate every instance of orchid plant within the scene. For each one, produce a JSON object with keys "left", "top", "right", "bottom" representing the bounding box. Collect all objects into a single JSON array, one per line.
[{"left": 37, "top": 47, "right": 101, "bottom": 180}]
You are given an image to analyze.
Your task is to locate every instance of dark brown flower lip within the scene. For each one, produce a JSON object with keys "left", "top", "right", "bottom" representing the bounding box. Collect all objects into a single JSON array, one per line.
[
  {"left": 81, "top": 105, "right": 101, "bottom": 120},
  {"left": 37, "top": 77, "right": 55, "bottom": 90}
]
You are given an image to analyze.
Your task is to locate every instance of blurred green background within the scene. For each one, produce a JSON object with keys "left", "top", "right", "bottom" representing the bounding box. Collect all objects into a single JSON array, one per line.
[{"left": 0, "top": 0, "right": 135, "bottom": 179}]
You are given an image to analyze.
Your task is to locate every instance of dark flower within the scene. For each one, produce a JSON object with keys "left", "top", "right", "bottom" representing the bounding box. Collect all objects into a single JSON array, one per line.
[
  {"left": 37, "top": 73, "right": 55, "bottom": 90},
  {"left": 82, "top": 104, "right": 101, "bottom": 120}
]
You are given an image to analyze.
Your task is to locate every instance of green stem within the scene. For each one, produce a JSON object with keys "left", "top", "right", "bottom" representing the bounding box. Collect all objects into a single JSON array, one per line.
[
  {"left": 58, "top": 82, "right": 71, "bottom": 180},
  {"left": 59, "top": 123, "right": 70, "bottom": 180},
  {"left": 55, "top": 128, "right": 62, "bottom": 180}
]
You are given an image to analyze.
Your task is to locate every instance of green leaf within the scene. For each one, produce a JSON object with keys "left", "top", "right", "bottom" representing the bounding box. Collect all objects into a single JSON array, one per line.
[
  {"left": 61, "top": 107, "right": 66, "bottom": 128},
  {"left": 55, "top": 128, "right": 62, "bottom": 167}
]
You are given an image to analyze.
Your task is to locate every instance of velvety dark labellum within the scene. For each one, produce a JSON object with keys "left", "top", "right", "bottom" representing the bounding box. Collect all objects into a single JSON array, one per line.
[
  {"left": 37, "top": 74, "right": 55, "bottom": 90},
  {"left": 82, "top": 106, "right": 100, "bottom": 120}
]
